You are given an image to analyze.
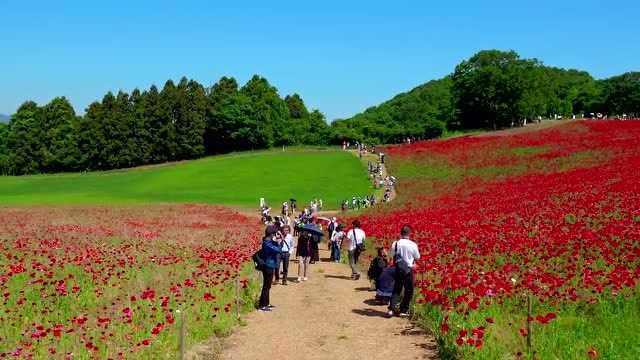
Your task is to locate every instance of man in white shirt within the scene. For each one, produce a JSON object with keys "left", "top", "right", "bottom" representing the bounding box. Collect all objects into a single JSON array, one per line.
[
  {"left": 347, "top": 220, "right": 366, "bottom": 280},
  {"left": 388, "top": 224, "right": 420, "bottom": 317}
]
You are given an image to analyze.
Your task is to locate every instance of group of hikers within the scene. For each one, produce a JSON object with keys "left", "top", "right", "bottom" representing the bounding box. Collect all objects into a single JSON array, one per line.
[
  {"left": 340, "top": 195, "right": 377, "bottom": 211},
  {"left": 254, "top": 210, "right": 421, "bottom": 317}
]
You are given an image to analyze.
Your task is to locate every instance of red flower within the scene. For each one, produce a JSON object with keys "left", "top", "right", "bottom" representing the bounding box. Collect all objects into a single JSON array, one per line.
[{"left": 440, "top": 322, "right": 449, "bottom": 333}]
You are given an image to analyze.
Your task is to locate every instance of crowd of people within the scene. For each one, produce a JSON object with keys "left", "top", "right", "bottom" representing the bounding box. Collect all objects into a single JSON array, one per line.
[
  {"left": 253, "top": 152, "right": 417, "bottom": 317},
  {"left": 253, "top": 210, "right": 421, "bottom": 317}
]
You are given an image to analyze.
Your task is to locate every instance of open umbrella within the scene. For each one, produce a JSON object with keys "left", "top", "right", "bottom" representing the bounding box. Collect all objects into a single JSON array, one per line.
[{"left": 300, "top": 223, "right": 324, "bottom": 237}]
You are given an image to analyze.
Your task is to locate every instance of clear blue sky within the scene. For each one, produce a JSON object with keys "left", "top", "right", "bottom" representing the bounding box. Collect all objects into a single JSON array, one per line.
[{"left": 1, "top": 0, "right": 638, "bottom": 120}]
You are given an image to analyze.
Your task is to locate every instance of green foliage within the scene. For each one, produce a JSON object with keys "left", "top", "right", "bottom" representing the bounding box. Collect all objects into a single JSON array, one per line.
[
  {"left": 2, "top": 75, "right": 334, "bottom": 175},
  {"left": 332, "top": 77, "right": 452, "bottom": 144},
  {"left": 0, "top": 148, "right": 371, "bottom": 209},
  {"left": 337, "top": 49, "right": 637, "bottom": 139},
  {"left": 598, "top": 72, "right": 640, "bottom": 116},
  {"left": 3, "top": 51, "right": 638, "bottom": 175}
]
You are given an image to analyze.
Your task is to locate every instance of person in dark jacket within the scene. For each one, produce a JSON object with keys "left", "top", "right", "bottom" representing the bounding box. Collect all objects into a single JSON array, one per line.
[
  {"left": 258, "top": 225, "right": 282, "bottom": 312},
  {"left": 368, "top": 247, "right": 388, "bottom": 289},
  {"left": 296, "top": 231, "right": 312, "bottom": 281}
]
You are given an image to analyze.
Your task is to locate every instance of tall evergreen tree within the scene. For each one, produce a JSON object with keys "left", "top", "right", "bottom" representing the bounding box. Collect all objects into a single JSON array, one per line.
[{"left": 6, "top": 101, "right": 42, "bottom": 174}]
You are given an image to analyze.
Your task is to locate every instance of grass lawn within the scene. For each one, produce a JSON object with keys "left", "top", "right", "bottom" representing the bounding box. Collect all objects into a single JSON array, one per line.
[{"left": 0, "top": 148, "right": 372, "bottom": 209}]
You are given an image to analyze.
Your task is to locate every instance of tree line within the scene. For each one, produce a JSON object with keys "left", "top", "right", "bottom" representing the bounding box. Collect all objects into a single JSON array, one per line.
[
  {"left": 0, "top": 75, "right": 331, "bottom": 175},
  {"left": 336, "top": 50, "right": 640, "bottom": 143},
  {"left": 1, "top": 49, "right": 639, "bottom": 175}
]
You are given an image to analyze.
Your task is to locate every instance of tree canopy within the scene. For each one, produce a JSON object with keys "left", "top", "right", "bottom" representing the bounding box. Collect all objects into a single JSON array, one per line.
[
  {"left": 1, "top": 50, "right": 639, "bottom": 175},
  {"left": 0, "top": 76, "right": 330, "bottom": 175},
  {"left": 336, "top": 49, "right": 640, "bottom": 140}
]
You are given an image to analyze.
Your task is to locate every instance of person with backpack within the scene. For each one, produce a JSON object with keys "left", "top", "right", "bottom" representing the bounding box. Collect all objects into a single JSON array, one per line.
[
  {"left": 257, "top": 225, "right": 282, "bottom": 312},
  {"left": 387, "top": 224, "right": 420, "bottom": 317},
  {"left": 346, "top": 220, "right": 366, "bottom": 280}
]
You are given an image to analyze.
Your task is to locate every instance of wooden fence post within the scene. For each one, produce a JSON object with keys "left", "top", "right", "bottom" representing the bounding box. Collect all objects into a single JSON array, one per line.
[
  {"left": 235, "top": 275, "right": 241, "bottom": 319},
  {"left": 179, "top": 309, "right": 186, "bottom": 360},
  {"left": 526, "top": 294, "right": 532, "bottom": 355}
]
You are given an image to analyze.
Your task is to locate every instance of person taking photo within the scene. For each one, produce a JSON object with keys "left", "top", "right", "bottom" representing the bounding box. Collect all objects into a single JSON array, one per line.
[{"left": 258, "top": 225, "right": 283, "bottom": 312}]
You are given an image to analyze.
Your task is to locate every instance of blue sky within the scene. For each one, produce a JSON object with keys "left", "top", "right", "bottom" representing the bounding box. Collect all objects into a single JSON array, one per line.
[{"left": 1, "top": 0, "right": 638, "bottom": 120}]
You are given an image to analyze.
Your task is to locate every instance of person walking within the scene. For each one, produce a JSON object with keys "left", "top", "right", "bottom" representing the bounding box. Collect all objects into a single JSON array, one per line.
[
  {"left": 327, "top": 217, "right": 337, "bottom": 255},
  {"left": 388, "top": 225, "right": 420, "bottom": 317},
  {"left": 278, "top": 226, "right": 295, "bottom": 285},
  {"left": 330, "top": 224, "right": 345, "bottom": 262},
  {"left": 346, "top": 220, "right": 366, "bottom": 280},
  {"left": 296, "top": 231, "right": 312, "bottom": 281},
  {"left": 258, "top": 225, "right": 282, "bottom": 312}
]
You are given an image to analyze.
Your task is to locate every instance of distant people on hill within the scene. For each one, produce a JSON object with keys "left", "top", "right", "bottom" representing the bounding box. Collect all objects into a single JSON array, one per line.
[
  {"left": 388, "top": 224, "right": 420, "bottom": 317},
  {"left": 383, "top": 189, "right": 392, "bottom": 202},
  {"left": 346, "top": 220, "right": 366, "bottom": 280},
  {"left": 258, "top": 225, "right": 282, "bottom": 312}
]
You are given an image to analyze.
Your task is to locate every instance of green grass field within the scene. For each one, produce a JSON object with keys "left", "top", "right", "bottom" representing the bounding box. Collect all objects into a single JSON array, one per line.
[{"left": 0, "top": 148, "right": 371, "bottom": 209}]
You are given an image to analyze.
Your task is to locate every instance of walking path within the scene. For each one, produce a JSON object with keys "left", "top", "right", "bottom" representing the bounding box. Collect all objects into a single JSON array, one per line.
[
  {"left": 189, "top": 150, "right": 436, "bottom": 360},
  {"left": 219, "top": 247, "right": 437, "bottom": 360}
]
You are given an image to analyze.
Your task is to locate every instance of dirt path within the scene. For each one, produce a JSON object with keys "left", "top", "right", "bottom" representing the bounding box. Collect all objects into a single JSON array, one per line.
[{"left": 218, "top": 247, "right": 437, "bottom": 360}]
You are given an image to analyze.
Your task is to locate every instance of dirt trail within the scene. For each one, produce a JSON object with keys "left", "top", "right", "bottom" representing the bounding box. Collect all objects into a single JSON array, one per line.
[{"left": 218, "top": 248, "right": 437, "bottom": 360}]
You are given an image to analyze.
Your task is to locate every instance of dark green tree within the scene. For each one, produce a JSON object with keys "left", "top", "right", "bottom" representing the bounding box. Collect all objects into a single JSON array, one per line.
[
  {"left": 599, "top": 72, "right": 640, "bottom": 116},
  {"left": 285, "top": 94, "right": 309, "bottom": 119},
  {"left": 5, "top": 101, "right": 43, "bottom": 174}
]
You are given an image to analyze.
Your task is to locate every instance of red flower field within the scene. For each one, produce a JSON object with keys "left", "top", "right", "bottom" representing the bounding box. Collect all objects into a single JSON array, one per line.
[
  {"left": 360, "top": 121, "right": 640, "bottom": 358},
  {"left": 0, "top": 205, "right": 261, "bottom": 359}
]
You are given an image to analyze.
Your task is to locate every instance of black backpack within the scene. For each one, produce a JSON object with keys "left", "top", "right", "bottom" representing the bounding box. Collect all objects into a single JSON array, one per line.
[
  {"left": 394, "top": 242, "right": 411, "bottom": 275},
  {"left": 252, "top": 249, "right": 266, "bottom": 271}
]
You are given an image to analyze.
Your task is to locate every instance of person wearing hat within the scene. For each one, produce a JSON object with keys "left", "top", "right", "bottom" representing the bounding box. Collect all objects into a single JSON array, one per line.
[{"left": 258, "top": 225, "right": 283, "bottom": 312}]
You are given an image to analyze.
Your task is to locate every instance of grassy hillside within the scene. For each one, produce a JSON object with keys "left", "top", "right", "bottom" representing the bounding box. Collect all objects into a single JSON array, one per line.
[
  {"left": 0, "top": 148, "right": 371, "bottom": 208},
  {"left": 331, "top": 77, "right": 453, "bottom": 143}
]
